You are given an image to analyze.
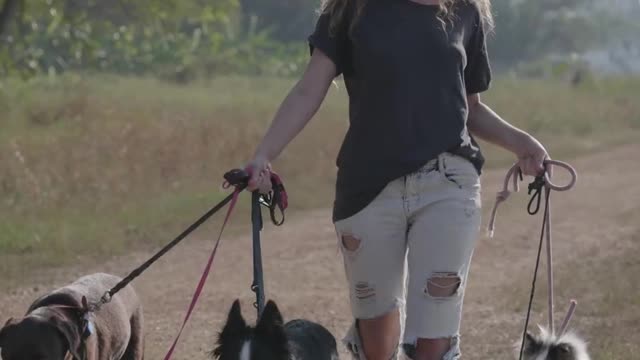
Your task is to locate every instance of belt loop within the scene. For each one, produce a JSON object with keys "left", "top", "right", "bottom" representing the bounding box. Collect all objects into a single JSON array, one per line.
[{"left": 437, "top": 153, "right": 446, "bottom": 173}]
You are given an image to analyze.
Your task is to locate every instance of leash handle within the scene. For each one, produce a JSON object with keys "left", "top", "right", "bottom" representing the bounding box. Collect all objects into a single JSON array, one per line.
[
  {"left": 488, "top": 159, "right": 577, "bottom": 237},
  {"left": 227, "top": 168, "right": 288, "bottom": 227},
  {"left": 541, "top": 160, "right": 577, "bottom": 192}
]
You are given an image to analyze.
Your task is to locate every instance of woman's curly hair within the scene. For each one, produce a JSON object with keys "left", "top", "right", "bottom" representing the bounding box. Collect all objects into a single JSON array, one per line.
[{"left": 320, "top": 0, "right": 494, "bottom": 36}]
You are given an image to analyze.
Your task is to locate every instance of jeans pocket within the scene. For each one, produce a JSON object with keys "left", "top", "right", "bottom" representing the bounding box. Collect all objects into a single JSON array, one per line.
[{"left": 441, "top": 154, "right": 481, "bottom": 191}]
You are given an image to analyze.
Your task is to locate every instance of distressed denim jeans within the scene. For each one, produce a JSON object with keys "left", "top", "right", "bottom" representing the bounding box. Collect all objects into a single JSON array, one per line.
[{"left": 334, "top": 153, "right": 482, "bottom": 360}]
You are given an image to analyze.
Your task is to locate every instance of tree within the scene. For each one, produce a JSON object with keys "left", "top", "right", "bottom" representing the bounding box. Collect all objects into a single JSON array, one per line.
[
  {"left": 0, "top": 0, "right": 20, "bottom": 37},
  {"left": 0, "top": 0, "right": 240, "bottom": 77},
  {"left": 0, "top": 0, "right": 308, "bottom": 80}
]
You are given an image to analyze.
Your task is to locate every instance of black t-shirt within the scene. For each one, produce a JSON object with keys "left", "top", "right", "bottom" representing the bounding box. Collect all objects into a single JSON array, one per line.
[{"left": 308, "top": 0, "right": 492, "bottom": 222}]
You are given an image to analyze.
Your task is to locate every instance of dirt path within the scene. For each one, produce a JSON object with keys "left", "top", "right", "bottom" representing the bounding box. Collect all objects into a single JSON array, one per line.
[{"left": 2, "top": 144, "right": 639, "bottom": 359}]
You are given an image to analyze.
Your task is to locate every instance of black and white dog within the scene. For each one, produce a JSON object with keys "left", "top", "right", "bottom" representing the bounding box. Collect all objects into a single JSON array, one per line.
[
  {"left": 519, "top": 327, "right": 591, "bottom": 360},
  {"left": 211, "top": 300, "right": 338, "bottom": 360}
]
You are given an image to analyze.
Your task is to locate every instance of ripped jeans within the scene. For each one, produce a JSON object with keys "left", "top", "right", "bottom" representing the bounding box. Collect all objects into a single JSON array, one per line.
[{"left": 334, "top": 153, "right": 482, "bottom": 360}]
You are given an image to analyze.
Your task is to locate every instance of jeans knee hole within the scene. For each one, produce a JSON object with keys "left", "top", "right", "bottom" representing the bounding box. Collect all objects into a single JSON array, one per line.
[
  {"left": 341, "top": 234, "right": 362, "bottom": 253},
  {"left": 354, "top": 281, "right": 376, "bottom": 301},
  {"left": 425, "top": 273, "right": 461, "bottom": 299}
]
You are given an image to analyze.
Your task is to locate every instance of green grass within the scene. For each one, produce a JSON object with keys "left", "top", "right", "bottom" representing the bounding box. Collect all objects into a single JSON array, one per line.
[{"left": 1, "top": 73, "right": 639, "bottom": 283}]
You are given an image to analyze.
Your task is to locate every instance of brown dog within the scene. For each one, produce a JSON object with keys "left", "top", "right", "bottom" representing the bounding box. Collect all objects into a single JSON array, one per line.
[{"left": 0, "top": 273, "right": 144, "bottom": 360}]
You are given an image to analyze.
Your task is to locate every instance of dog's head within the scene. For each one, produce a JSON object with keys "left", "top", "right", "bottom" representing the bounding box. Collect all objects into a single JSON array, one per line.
[
  {"left": 211, "top": 299, "right": 289, "bottom": 360},
  {"left": 519, "top": 328, "right": 591, "bottom": 360},
  {"left": 0, "top": 309, "right": 83, "bottom": 360}
]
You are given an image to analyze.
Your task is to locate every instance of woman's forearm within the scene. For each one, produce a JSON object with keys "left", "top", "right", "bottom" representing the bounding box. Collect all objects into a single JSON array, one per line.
[
  {"left": 255, "top": 80, "right": 329, "bottom": 161},
  {"left": 467, "top": 99, "right": 529, "bottom": 155},
  {"left": 467, "top": 95, "right": 548, "bottom": 176},
  {"left": 254, "top": 51, "right": 337, "bottom": 162}
]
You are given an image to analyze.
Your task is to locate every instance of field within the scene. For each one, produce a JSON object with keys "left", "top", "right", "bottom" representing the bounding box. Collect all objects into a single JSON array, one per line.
[{"left": 1, "top": 74, "right": 639, "bottom": 359}]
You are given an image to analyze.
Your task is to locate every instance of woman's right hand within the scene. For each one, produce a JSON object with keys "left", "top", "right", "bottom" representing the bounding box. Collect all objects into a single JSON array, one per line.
[{"left": 246, "top": 154, "right": 272, "bottom": 193}]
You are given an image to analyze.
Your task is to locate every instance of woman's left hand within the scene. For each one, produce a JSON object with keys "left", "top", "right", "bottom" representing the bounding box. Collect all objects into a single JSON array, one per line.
[{"left": 514, "top": 134, "right": 549, "bottom": 177}]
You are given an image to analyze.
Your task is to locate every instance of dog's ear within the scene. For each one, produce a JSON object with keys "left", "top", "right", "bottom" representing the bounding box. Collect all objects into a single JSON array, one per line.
[
  {"left": 212, "top": 300, "right": 247, "bottom": 359},
  {"left": 524, "top": 331, "right": 535, "bottom": 344},
  {"left": 559, "top": 343, "right": 572, "bottom": 353},
  {"left": 550, "top": 343, "right": 575, "bottom": 360},
  {"left": 50, "top": 313, "right": 82, "bottom": 360},
  {"left": 222, "top": 299, "right": 247, "bottom": 334},
  {"left": 256, "top": 300, "right": 284, "bottom": 337},
  {"left": 0, "top": 318, "right": 16, "bottom": 347},
  {"left": 523, "top": 331, "right": 541, "bottom": 354}
]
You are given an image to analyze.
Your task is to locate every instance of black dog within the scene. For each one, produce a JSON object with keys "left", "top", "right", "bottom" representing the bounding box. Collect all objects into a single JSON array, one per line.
[{"left": 212, "top": 299, "right": 338, "bottom": 360}]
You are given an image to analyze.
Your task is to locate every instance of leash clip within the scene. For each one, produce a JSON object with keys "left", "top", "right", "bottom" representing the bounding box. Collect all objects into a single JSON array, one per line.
[
  {"left": 527, "top": 175, "right": 545, "bottom": 195},
  {"left": 266, "top": 173, "right": 287, "bottom": 226},
  {"left": 527, "top": 175, "right": 546, "bottom": 215}
]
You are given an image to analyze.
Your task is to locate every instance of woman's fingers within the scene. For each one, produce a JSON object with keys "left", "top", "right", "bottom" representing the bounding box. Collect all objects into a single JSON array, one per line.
[
  {"left": 519, "top": 153, "right": 551, "bottom": 178},
  {"left": 247, "top": 165, "right": 261, "bottom": 191},
  {"left": 257, "top": 170, "right": 273, "bottom": 194},
  {"left": 529, "top": 156, "right": 545, "bottom": 176},
  {"left": 246, "top": 163, "right": 272, "bottom": 193}
]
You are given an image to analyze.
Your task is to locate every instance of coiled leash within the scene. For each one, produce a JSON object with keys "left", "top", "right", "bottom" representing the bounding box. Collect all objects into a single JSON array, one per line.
[
  {"left": 76, "top": 168, "right": 287, "bottom": 360},
  {"left": 488, "top": 159, "right": 577, "bottom": 360}
]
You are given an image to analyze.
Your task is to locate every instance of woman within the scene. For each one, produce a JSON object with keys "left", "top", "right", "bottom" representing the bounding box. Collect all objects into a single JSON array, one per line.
[{"left": 245, "top": 0, "right": 548, "bottom": 359}]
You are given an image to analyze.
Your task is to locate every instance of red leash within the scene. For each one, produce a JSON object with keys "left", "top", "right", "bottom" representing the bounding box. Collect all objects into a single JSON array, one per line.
[
  {"left": 163, "top": 169, "right": 288, "bottom": 359},
  {"left": 163, "top": 187, "right": 241, "bottom": 360}
]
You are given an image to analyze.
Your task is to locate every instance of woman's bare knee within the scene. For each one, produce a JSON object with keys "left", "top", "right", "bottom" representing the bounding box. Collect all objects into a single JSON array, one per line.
[
  {"left": 414, "top": 337, "right": 453, "bottom": 360},
  {"left": 358, "top": 309, "right": 401, "bottom": 360}
]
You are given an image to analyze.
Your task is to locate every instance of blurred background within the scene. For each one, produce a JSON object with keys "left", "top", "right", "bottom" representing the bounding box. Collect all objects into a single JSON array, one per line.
[
  {"left": 1, "top": 1, "right": 639, "bottom": 358},
  {"left": 2, "top": 0, "right": 640, "bottom": 79}
]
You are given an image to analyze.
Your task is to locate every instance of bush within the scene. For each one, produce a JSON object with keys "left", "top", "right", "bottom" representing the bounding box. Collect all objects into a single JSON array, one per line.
[{"left": 0, "top": 0, "right": 308, "bottom": 81}]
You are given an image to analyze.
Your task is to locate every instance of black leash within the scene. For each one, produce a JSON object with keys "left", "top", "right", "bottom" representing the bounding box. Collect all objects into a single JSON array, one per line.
[
  {"left": 251, "top": 191, "right": 266, "bottom": 317},
  {"left": 518, "top": 175, "right": 550, "bottom": 360},
  {"left": 89, "top": 168, "right": 287, "bottom": 313},
  {"left": 101, "top": 189, "right": 241, "bottom": 307},
  {"left": 250, "top": 172, "right": 288, "bottom": 318},
  {"left": 527, "top": 175, "right": 546, "bottom": 215},
  {"left": 251, "top": 173, "right": 289, "bottom": 319}
]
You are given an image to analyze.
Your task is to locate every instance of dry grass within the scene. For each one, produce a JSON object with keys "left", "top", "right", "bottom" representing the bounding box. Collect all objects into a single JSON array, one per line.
[
  {"left": 464, "top": 168, "right": 640, "bottom": 360},
  {"left": 493, "top": 212, "right": 640, "bottom": 359},
  {"left": 1, "top": 74, "right": 639, "bottom": 279},
  {"left": 548, "top": 207, "right": 640, "bottom": 359}
]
